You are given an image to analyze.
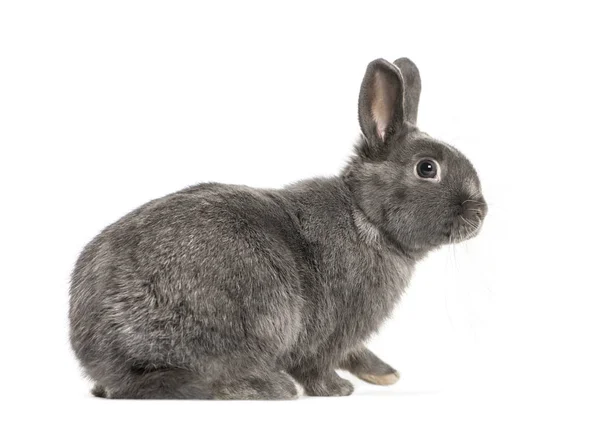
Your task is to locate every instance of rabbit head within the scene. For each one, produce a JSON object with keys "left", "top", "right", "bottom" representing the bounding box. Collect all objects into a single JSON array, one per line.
[{"left": 344, "top": 58, "right": 487, "bottom": 253}]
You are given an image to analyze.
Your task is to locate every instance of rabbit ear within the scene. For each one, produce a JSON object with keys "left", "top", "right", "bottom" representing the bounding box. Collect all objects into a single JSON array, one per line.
[
  {"left": 358, "top": 59, "right": 406, "bottom": 144},
  {"left": 393, "top": 58, "right": 421, "bottom": 125}
]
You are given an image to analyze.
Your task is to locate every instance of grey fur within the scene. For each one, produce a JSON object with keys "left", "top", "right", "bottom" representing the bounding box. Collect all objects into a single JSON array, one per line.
[{"left": 69, "top": 57, "right": 487, "bottom": 400}]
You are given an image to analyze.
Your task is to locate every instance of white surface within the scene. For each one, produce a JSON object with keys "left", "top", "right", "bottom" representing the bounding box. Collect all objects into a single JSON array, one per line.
[{"left": 1, "top": 1, "right": 598, "bottom": 422}]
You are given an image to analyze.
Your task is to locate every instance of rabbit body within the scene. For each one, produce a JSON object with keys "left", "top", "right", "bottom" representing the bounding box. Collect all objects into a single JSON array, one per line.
[
  {"left": 70, "top": 57, "right": 486, "bottom": 399},
  {"left": 71, "top": 178, "right": 412, "bottom": 399}
]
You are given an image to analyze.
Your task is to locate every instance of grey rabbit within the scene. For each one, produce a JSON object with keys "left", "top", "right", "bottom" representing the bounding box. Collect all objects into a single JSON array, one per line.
[{"left": 69, "top": 57, "right": 487, "bottom": 399}]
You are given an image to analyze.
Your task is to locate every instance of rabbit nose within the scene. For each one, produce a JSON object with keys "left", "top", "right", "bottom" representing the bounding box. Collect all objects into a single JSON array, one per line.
[{"left": 461, "top": 199, "right": 487, "bottom": 221}]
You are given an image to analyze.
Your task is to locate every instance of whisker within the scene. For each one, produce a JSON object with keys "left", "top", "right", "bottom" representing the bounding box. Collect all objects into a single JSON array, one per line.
[
  {"left": 451, "top": 234, "right": 459, "bottom": 271},
  {"left": 462, "top": 199, "right": 485, "bottom": 206},
  {"left": 460, "top": 216, "right": 479, "bottom": 231},
  {"left": 444, "top": 238, "right": 455, "bottom": 330}
]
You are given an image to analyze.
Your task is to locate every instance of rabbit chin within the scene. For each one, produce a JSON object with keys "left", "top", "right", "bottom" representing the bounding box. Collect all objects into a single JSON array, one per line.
[{"left": 448, "top": 221, "right": 482, "bottom": 244}]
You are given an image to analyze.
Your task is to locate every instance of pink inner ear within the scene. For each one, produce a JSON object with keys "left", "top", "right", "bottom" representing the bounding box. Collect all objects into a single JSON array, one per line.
[{"left": 372, "top": 72, "right": 397, "bottom": 142}]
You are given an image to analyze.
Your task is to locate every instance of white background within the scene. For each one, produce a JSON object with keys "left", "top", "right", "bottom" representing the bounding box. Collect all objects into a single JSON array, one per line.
[{"left": 1, "top": 1, "right": 598, "bottom": 422}]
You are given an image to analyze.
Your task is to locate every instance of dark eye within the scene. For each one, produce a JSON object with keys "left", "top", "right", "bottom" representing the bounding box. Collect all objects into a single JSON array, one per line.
[{"left": 416, "top": 159, "right": 439, "bottom": 179}]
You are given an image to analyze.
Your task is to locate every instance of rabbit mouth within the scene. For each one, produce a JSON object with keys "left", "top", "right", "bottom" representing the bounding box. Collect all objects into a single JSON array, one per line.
[{"left": 448, "top": 216, "right": 482, "bottom": 244}]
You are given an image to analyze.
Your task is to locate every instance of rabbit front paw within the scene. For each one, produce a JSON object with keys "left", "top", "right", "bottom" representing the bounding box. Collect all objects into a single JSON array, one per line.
[{"left": 340, "top": 346, "right": 400, "bottom": 386}]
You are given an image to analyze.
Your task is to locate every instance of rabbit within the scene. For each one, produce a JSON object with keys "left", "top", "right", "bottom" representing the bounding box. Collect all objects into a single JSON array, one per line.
[{"left": 69, "top": 57, "right": 487, "bottom": 400}]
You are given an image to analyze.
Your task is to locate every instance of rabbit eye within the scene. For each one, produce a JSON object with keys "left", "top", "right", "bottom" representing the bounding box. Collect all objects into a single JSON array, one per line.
[{"left": 415, "top": 159, "right": 439, "bottom": 180}]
